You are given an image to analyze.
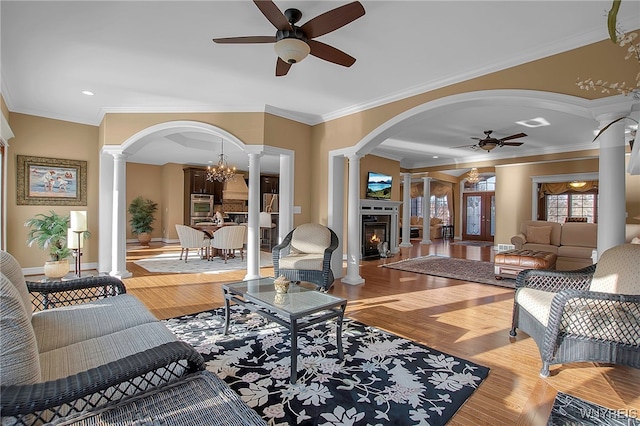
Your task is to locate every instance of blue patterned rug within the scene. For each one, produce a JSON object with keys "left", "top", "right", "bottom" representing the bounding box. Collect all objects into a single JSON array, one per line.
[
  {"left": 164, "top": 306, "right": 489, "bottom": 425},
  {"left": 549, "top": 392, "right": 640, "bottom": 425}
]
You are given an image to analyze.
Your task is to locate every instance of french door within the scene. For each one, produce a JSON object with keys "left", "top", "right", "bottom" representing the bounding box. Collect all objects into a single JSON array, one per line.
[{"left": 462, "top": 192, "right": 495, "bottom": 241}]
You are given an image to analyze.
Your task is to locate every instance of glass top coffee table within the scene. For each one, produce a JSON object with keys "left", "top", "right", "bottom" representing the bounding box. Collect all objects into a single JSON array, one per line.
[{"left": 222, "top": 277, "right": 347, "bottom": 383}]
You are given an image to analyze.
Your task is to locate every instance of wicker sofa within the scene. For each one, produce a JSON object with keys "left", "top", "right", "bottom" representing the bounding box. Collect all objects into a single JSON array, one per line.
[
  {"left": 511, "top": 220, "right": 597, "bottom": 270},
  {"left": 0, "top": 250, "right": 207, "bottom": 425}
]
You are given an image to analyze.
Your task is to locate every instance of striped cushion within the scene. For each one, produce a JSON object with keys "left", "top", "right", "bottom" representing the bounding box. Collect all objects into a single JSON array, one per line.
[
  {"left": 32, "top": 294, "right": 160, "bottom": 353},
  {"left": 39, "top": 322, "right": 179, "bottom": 381},
  {"left": 1, "top": 250, "right": 33, "bottom": 317},
  {"left": 0, "top": 273, "right": 41, "bottom": 385}
]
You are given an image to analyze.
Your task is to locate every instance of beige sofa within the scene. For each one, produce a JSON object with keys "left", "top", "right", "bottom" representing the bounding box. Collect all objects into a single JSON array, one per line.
[
  {"left": 511, "top": 220, "right": 597, "bottom": 270},
  {"left": 399, "top": 216, "right": 443, "bottom": 239}
]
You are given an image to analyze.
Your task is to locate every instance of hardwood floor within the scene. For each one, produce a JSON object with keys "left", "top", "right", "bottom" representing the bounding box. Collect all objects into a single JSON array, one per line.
[{"left": 124, "top": 240, "right": 640, "bottom": 426}]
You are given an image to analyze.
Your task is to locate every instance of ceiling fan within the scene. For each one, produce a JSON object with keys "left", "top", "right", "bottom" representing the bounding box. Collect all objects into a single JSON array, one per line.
[
  {"left": 212, "top": 1, "right": 365, "bottom": 76},
  {"left": 454, "top": 130, "right": 528, "bottom": 152}
]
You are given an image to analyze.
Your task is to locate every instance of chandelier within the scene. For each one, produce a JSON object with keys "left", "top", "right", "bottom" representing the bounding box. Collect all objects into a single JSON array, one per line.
[
  {"left": 206, "top": 140, "right": 237, "bottom": 183},
  {"left": 467, "top": 167, "right": 480, "bottom": 184}
]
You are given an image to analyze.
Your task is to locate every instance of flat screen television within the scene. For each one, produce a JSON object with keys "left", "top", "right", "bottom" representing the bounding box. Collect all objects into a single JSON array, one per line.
[{"left": 366, "top": 172, "right": 392, "bottom": 200}]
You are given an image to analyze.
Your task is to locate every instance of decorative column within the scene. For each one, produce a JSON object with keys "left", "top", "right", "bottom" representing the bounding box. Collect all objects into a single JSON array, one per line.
[
  {"left": 98, "top": 150, "right": 115, "bottom": 274},
  {"left": 278, "top": 153, "right": 294, "bottom": 244},
  {"left": 595, "top": 112, "right": 627, "bottom": 256},
  {"left": 110, "top": 152, "right": 131, "bottom": 278},
  {"left": 328, "top": 154, "right": 345, "bottom": 279},
  {"left": 399, "top": 172, "right": 412, "bottom": 247},
  {"left": 246, "top": 152, "right": 261, "bottom": 280},
  {"left": 421, "top": 176, "right": 432, "bottom": 244},
  {"left": 342, "top": 153, "right": 364, "bottom": 285}
]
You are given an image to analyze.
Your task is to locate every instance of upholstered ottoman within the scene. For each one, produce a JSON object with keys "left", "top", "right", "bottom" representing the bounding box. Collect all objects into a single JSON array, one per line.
[{"left": 494, "top": 249, "right": 557, "bottom": 279}]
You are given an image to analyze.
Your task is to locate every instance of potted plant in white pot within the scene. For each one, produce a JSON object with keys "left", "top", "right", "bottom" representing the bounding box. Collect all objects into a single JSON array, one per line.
[
  {"left": 128, "top": 196, "right": 158, "bottom": 247},
  {"left": 24, "top": 211, "right": 74, "bottom": 279}
]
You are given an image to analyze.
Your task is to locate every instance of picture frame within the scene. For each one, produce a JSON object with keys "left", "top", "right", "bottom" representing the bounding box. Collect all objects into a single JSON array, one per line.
[{"left": 17, "top": 155, "right": 87, "bottom": 206}]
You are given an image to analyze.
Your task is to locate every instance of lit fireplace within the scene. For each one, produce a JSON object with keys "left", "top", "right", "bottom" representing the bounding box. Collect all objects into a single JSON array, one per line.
[{"left": 363, "top": 222, "right": 388, "bottom": 258}]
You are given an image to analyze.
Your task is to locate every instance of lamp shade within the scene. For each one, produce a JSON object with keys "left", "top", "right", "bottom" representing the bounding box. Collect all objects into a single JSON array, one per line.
[
  {"left": 70, "top": 211, "right": 87, "bottom": 232},
  {"left": 274, "top": 38, "right": 310, "bottom": 64},
  {"left": 67, "top": 228, "right": 83, "bottom": 249}
]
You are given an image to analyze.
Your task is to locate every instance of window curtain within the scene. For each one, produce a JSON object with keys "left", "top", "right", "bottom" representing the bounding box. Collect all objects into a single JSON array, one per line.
[
  {"left": 538, "top": 181, "right": 598, "bottom": 198},
  {"left": 409, "top": 181, "right": 453, "bottom": 220}
]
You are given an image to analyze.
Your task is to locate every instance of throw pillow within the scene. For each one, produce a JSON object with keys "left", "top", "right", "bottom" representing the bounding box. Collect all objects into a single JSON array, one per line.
[{"left": 526, "top": 225, "right": 552, "bottom": 245}]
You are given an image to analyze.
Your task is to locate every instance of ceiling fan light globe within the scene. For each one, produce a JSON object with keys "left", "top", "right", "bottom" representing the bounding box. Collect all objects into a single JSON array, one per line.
[{"left": 274, "top": 38, "right": 310, "bottom": 64}]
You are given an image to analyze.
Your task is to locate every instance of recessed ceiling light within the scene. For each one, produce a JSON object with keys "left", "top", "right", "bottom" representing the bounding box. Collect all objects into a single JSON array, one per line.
[
  {"left": 515, "top": 117, "right": 550, "bottom": 128},
  {"left": 432, "top": 155, "right": 438, "bottom": 159},
  {"left": 81, "top": 90, "right": 94, "bottom": 96}
]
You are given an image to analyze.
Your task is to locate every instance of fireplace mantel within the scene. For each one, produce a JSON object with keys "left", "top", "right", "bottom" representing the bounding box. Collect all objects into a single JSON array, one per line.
[{"left": 360, "top": 199, "right": 401, "bottom": 255}]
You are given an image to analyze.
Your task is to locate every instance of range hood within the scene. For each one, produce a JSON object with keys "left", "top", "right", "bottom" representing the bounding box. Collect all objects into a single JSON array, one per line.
[{"left": 223, "top": 174, "right": 249, "bottom": 200}]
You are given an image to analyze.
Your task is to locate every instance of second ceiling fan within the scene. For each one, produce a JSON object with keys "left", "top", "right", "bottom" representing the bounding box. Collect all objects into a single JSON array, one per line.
[
  {"left": 456, "top": 130, "right": 528, "bottom": 152},
  {"left": 212, "top": 1, "right": 365, "bottom": 76}
]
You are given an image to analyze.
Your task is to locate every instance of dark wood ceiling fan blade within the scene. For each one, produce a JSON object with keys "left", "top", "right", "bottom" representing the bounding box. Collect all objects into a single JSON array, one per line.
[
  {"left": 212, "top": 36, "right": 276, "bottom": 44},
  {"left": 501, "top": 142, "right": 524, "bottom": 146},
  {"left": 308, "top": 40, "right": 355, "bottom": 67},
  {"left": 275, "top": 57, "right": 292, "bottom": 76},
  {"left": 253, "top": 0, "right": 291, "bottom": 31},
  {"left": 500, "top": 132, "right": 527, "bottom": 142},
  {"left": 300, "top": 1, "right": 365, "bottom": 39}
]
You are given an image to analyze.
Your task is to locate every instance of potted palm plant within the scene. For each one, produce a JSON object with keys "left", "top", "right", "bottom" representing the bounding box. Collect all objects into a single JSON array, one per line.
[
  {"left": 25, "top": 210, "right": 72, "bottom": 279},
  {"left": 128, "top": 196, "right": 158, "bottom": 246}
]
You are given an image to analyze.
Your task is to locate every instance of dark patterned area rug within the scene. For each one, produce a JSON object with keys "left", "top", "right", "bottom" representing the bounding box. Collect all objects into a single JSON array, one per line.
[
  {"left": 451, "top": 241, "right": 495, "bottom": 248},
  {"left": 164, "top": 306, "right": 490, "bottom": 426},
  {"left": 381, "top": 255, "right": 516, "bottom": 289},
  {"left": 548, "top": 392, "right": 640, "bottom": 425}
]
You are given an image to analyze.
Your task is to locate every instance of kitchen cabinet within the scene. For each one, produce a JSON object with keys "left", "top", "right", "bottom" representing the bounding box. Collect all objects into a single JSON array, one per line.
[
  {"left": 183, "top": 167, "right": 223, "bottom": 224},
  {"left": 184, "top": 167, "right": 222, "bottom": 198}
]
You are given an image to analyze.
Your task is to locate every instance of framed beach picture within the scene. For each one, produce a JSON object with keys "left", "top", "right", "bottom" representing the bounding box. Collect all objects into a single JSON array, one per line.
[{"left": 17, "top": 155, "right": 87, "bottom": 206}]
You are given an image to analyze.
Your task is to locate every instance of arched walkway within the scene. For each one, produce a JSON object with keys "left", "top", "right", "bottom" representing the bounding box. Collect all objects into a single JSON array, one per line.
[
  {"left": 99, "top": 120, "right": 295, "bottom": 279},
  {"left": 330, "top": 90, "right": 632, "bottom": 284}
]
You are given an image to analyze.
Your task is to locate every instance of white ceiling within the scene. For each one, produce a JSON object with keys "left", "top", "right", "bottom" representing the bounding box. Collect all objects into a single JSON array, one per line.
[{"left": 2, "top": 1, "right": 639, "bottom": 174}]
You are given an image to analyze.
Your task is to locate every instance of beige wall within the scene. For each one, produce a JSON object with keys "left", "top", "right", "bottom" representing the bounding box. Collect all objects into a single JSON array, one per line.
[
  {"left": 125, "top": 163, "right": 164, "bottom": 241},
  {"left": 161, "top": 163, "right": 185, "bottom": 241},
  {"left": 6, "top": 113, "right": 100, "bottom": 269},
  {"left": 263, "top": 113, "right": 313, "bottom": 226}
]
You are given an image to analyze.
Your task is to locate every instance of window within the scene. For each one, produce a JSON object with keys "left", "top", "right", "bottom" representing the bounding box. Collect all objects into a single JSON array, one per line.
[
  {"left": 546, "top": 192, "right": 597, "bottom": 223},
  {"left": 463, "top": 176, "right": 495, "bottom": 192},
  {"left": 410, "top": 197, "right": 423, "bottom": 217},
  {"left": 410, "top": 196, "right": 450, "bottom": 224}
]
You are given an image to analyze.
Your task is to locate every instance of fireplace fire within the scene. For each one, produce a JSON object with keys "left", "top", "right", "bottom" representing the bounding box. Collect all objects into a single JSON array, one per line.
[{"left": 363, "top": 222, "right": 388, "bottom": 258}]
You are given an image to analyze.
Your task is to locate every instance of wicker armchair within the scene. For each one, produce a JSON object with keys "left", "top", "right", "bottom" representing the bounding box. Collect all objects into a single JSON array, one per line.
[
  {"left": 272, "top": 223, "right": 339, "bottom": 291},
  {"left": 509, "top": 244, "right": 640, "bottom": 377},
  {"left": 0, "top": 251, "right": 204, "bottom": 425}
]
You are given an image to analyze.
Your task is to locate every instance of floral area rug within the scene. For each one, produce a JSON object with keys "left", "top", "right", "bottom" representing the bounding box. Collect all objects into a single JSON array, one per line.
[
  {"left": 381, "top": 255, "right": 515, "bottom": 289},
  {"left": 134, "top": 251, "right": 272, "bottom": 274},
  {"left": 548, "top": 392, "right": 640, "bottom": 425},
  {"left": 164, "top": 306, "right": 489, "bottom": 426}
]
